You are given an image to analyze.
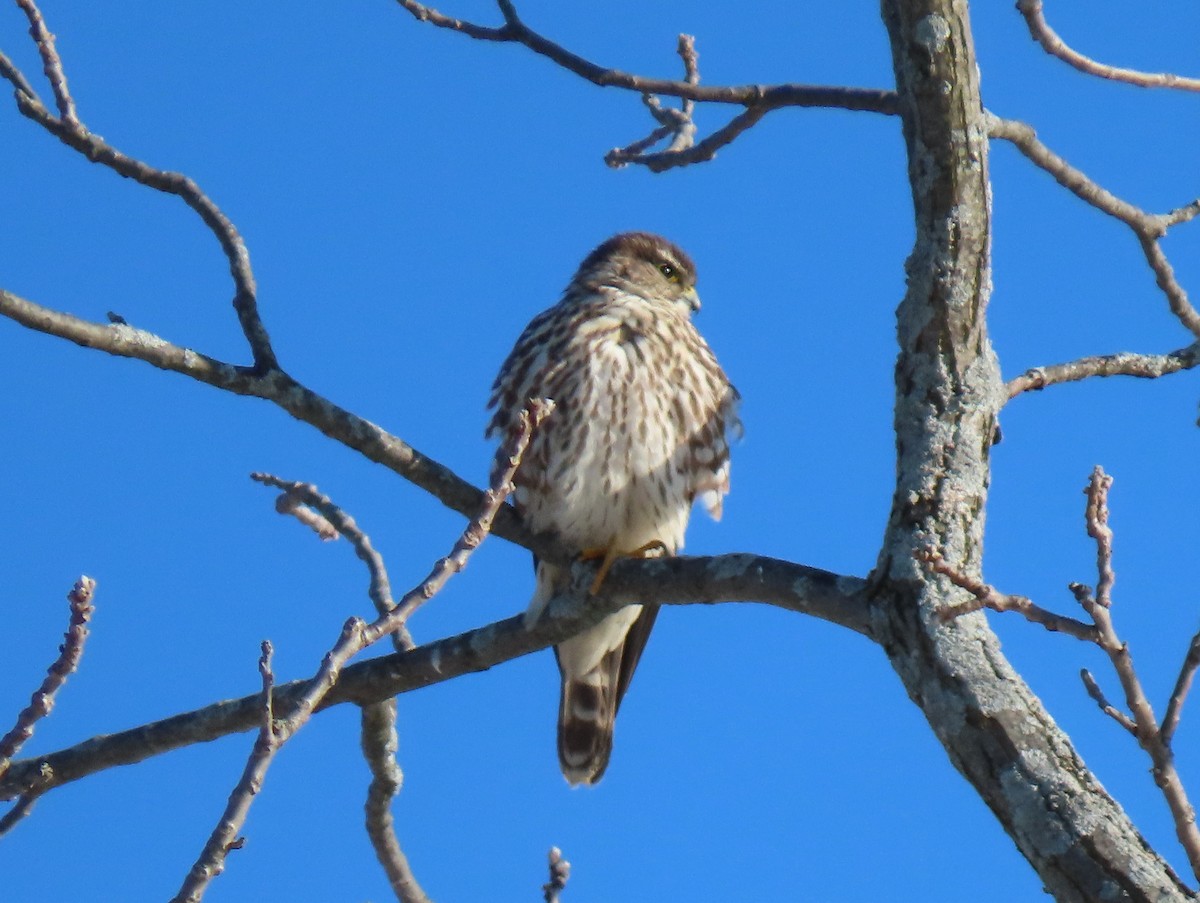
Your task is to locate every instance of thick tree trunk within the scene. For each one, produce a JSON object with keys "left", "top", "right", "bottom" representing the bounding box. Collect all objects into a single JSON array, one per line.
[{"left": 875, "top": 1, "right": 1192, "bottom": 900}]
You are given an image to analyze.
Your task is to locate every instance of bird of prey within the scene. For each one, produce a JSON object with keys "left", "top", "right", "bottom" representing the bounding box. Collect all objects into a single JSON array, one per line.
[{"left": 487, "top": 232, "right": 739, "bottom": 785}]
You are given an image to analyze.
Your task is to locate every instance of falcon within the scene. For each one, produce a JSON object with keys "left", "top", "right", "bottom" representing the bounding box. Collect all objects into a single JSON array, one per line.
[{"left": 487, "top": 232, "right": 739, "bottom": 785}]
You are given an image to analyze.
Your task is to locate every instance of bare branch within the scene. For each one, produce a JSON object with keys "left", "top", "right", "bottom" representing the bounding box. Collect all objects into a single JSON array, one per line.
[
  {"left": 0, "top": 576, "right": 96, "bottom": 777},
  {"left": 0, "top": 49, "right": 39, "bottom": 99},
  {"left": 988, "top": 115, "right": 1200, "bottom": 339},
  {"left": 607, "top": 104, "right": 770, "bottom": 173},
  {"left": 171, "top": 642, "right": 277, "bottom": 903},
  {"left": 362, "top": 700, "right": 431, "bottom": 903},
  {"left": 1005, "top": 343, "right": 1200, "bottom": 399},
  {"left": 1016, "top": 0, "right": 1200, "bottom": 92},
  {"left": 0, "top": 289, "right": 548, "bottom": 560},
  {"left": 395, "top": 0, "right": 896, "bottom": 171},
  {"left": 13, "top": 0, "right": 78, "bottom": 124},
  {"left": 0, "top": 20, "right": 276, "bottom": 371},
  {"left": 0, "top": 766, "right": 51, "bottom": 838},
  {"left": 542, "top": 847, "right": 571, "bottom": 903},
  {"left": 1163, "top": 632, "right": 1200, "bottom": 747},
  {"left": 1083, "top": 468, "right": 1116, "bottom": 610},
  {"left": 0, "top": 554, "right": 871, "bottom": 803},
  {"left": 922, "top": 552, "right": 1099, "bottom": 642},
  {"left": 171, "top": 403, "right": 545, "bottom": 899},
  {"left": 396, "top": 1, "right": 898, "bottom": 112},
  {"left": 1080, "top": 669, "right": 1137, "bottom": 734},
  {"left": 390, "top": 399, "right": 551, "bottom": 628},
  {"left": 251, "top": 473, "right": 410, "bottom": 652},
  {"left": 270, "top": 485, "right": 340, "bottom": 541},
  {"left": 1139, "top": 235, "right": 1200, "bottom": 339},
  {"left": 1070, "top": 469, "right": 1200, "bottom": 878}
]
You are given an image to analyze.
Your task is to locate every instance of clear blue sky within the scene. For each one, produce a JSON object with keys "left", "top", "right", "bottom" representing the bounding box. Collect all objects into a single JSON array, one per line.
[{"left": 3, "top": 2, "right": 1199, "bottom": 900}]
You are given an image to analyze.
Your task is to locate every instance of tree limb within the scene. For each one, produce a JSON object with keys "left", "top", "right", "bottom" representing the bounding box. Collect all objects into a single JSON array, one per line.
[
  {"left": 394, "top": 0, "right": 897, "bottom": 170},
  {"left": 1016, "top": 0, "right": 1200, "bottom": 92},
  {"left": 0, "top": 555, "right": 870, "bottom": 802}
]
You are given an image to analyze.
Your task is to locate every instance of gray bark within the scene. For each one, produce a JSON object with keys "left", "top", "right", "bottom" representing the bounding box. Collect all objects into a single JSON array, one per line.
[{"left": 876, "top": 2, "right": 1191, "bottom": 899}]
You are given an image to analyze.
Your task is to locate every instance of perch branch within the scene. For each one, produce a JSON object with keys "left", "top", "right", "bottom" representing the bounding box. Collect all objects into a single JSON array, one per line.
[
  {"left": 0, "top": 554, "right": 871, "bottom": 803},
  {"left": 1016, "top": 0, "right": 1200, "bottom": 92},
  {"left": 0, "top": 577, "right": 96, "bottom": 776}
]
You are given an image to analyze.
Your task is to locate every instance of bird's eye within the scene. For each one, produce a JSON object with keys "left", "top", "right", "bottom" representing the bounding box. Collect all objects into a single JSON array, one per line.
[{"left": 658, "top": 263, "right": 678, "bottom": 281}]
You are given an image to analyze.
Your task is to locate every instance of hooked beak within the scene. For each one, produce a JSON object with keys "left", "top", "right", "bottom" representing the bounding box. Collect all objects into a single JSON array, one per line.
[{"left": 684, "top": 286, "right": 702, "bottom": 313}]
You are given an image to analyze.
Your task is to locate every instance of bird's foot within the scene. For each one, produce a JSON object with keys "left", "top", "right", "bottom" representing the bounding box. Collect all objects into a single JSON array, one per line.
[{"left": 578, "top": 540, "right": 669, "bottom": 595}]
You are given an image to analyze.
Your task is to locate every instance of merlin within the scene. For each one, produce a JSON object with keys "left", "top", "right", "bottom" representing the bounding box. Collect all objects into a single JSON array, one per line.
[{"left": 487, "top": 232, "right": 739, "bottom": 785}]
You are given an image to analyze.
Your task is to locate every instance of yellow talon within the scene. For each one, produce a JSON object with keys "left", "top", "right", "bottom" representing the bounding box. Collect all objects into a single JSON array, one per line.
[{"left": 582, "top": 540, "right": 669, "bottom": 595}]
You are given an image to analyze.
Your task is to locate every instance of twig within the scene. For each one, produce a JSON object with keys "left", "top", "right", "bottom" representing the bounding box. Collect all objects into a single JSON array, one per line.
[
  {"left": 170, "top": 401, "right": 549, "bottom": 901},
  {"left": 604, "top": 34, "right": 698, "bottom": 169},
  {"left": 1016, "top": 0, "right": 1200, "bottom": 92},
  {"left": 931, "top": 467, "right": 1200, "bottom": 879},
  {"left": 395, "top": 0, "right": 897, "bottom": 171},
  {"left": 171, "top": 642, "right": 276, "bottom": 903},
  {"left": 0, "top": 12, "right": 276, "bottom": 372},
  {"left": 1074, "top": 469, "right": 1200, "bottom": 879},
  {"left": 250, "top": 473, "right": 410, "bottom": 652},
  {"left": 13, "top": 0, "right": 78, "bottom": 124},
  {"left": 361, "top": 700, "right": 431, "bottom": 903},
  {"left": 1083, "top": 468, "right": 1116, "bottom": 610},
  {"left": 255, "top": 477, "right": 425, "bottom": 891},
  {"left": 0, "top": 765, "right": 52, "bottom": 838},
  {"left": 1162, "top": 632, "right": 1200, "bottom": 747},
  {"left": 608, "top": 104, "right": 770, "bottom": 173},
  {"left": 1005, "top": 343, "right": 1200, "bottom": 398},
  {"left": 0, "top": 577, "right": 96, "bottom": 777},
  {"left": 987, "top": 115, "right": 1200, "bottom": 342},
  {"left": 542, "top": 847, "right": 570, "bottom": 903},
  {"left": 0, "top": 287, "right": 551, "bottom": 560},
  {"left": 923, "top": 552, "right": 1098, "bottom": 641},
  {"left": 269, "top": 486, "right": 339, "bottom": 541},
  {"left": 1080, "top": 669, "right": 1137, "bottom": 734}
]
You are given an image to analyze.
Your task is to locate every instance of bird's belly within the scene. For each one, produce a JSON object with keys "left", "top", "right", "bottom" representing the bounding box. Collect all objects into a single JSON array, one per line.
[{"left": 519, "top": 433, "right": 692, "bottom": 554}]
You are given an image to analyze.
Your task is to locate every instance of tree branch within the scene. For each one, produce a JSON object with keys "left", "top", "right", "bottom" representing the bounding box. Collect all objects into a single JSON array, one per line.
[
  {"left": 361, "top": 700, "right": 431, "bottom": 903},
  {"left": 1005, "top": 343, "right": 1200, "bottom": 398},
  {"left": 1016, "top": 0, "right": 1200, "bottom": 92},
  {"left": 170, "top": 406, "right": 539, "bottom": 900},
  {"left": 170, "top": 641, "right": 277, "bottom": 903},
  {"left": 0, "top": 288, "right": 546, "bottom": 560},
  {"left": 394, "top": 0, "right": 897, "bottom": 170},
  {"left": 0, "top": 555, "right": 870, "bottom": 802},
  {"left": 1162, "top": 632, "right": 1200, "bottom": 748},
  {"left": 924, "top": 553, "right": 1099, "bottom": 642},
  {"left": 0, "top": 577, "right": 96, "bottom": 775},
  {"left": 0, "top": 18, "right": 275, "bottom": 372},
  {"left": 988, "top": 114, "right": 1200, "bottom": 342},
  {"left": 13, "top": 0, "right": 78, "bottom": 124},
  {"left": 253, "top": 473, "right": 412, "bottom": 652}
]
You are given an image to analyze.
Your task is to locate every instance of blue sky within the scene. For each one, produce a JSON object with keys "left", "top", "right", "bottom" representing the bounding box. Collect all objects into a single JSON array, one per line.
[{"left": 3, "top": 2, "right": 1199, "bottom": 900}]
